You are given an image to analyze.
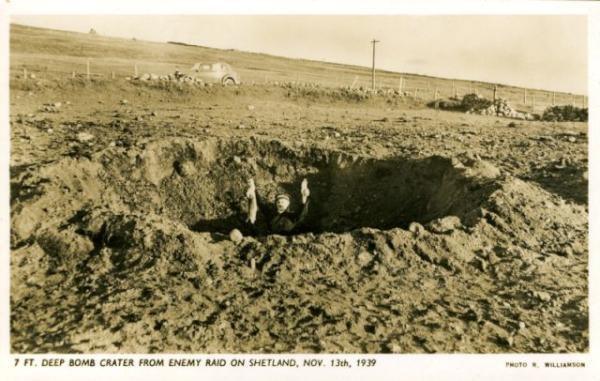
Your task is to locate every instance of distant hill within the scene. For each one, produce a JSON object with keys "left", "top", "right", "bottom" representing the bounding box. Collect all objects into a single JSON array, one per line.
[{"left": 10, "top": 23, "right": 586, "bottom": 111}]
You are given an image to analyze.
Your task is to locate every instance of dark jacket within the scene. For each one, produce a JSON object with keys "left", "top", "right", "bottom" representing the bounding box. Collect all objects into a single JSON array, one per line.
[{"left": 256, "top": 192, "right": 310, "bottom": 234}]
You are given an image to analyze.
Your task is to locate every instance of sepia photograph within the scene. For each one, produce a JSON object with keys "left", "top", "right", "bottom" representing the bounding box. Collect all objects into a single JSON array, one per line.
[{"left": 2, "top": 4, "right": 595, "bottom": 377}]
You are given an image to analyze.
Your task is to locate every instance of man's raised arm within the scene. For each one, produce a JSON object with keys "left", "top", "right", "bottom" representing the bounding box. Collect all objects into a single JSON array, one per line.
[{"left": 246, "top": 179, "right": 258, "bottom": 224}]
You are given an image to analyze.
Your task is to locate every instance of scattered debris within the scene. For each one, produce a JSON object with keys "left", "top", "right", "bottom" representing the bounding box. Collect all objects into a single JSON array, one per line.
[
  {"left": 532, "top": 291, "right": 552, "bottom": 303},
  {"left": 229, "top": 229, "right": 243, "bottom": 243},
  {"left": 130, "top": 70, "right": 206, "bottom": 85},
  {"left": 76, "top": 132, "right": 95, "bottom": 143},
  {"left": 357, "top": 251, "right": 373, "bottom": 266},
  {"left": 426, "top": 216, "right": 461, "bottom": 234},
  {"left": 430, "top": 94, "right": 535, "bottom": 120},
  {"left": 39, "top": 102, "right": 62, "bottom": 113}
]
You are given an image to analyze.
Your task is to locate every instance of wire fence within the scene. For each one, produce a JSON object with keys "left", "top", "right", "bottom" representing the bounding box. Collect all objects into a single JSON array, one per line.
[{"left": 11, "top": 55, "right": 588, "bottom": 114}]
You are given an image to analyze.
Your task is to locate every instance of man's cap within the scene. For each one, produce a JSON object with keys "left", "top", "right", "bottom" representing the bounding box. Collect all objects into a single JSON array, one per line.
[{"left": 275, "top": 193, "right": 290, "bottom": 202}]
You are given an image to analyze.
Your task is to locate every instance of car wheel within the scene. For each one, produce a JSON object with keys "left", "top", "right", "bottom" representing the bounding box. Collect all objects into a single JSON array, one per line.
[{"left": 222, "top": 77, "right": 236, "bottom": 86}]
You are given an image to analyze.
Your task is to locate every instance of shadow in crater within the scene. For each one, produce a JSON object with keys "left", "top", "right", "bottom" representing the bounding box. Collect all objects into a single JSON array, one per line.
[
  {"left": 189, "top": 153, "right": 501, "bottom": 236},
  {"left": 525, "top": 163, "right": 587, "bottom": 205}
]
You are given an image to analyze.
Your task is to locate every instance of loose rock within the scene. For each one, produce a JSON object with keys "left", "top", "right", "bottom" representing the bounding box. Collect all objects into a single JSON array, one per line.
[
  {"left": 229, "top": 229, "right": 243, "bottom": 243},
  {"left": 76, "top": 132, "right": 95, "bottom": 143},
  {"left": 357, "top": 251, "right": 373, "bottom": 266},
  {"left": 426, "top": 216, "right": 461, "bottom": 234}
]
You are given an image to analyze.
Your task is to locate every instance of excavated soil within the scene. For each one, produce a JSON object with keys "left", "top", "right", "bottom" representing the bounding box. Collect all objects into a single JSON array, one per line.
[{"left": 10, "top": 135, "right": 588, "bottom": 353}]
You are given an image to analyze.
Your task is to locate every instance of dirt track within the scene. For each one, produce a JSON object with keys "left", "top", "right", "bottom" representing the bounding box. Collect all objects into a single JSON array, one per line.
[{"left": 10, "top": 82, "right": 588, "bottom": 353}]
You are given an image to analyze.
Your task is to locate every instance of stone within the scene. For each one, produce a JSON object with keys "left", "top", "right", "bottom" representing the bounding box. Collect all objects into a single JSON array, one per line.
[
  {"left": 357, "top": 251, "right": 373, "bottom": 266},
  {"left": 559, "top": 246, "right": 573, "bottom": 257},
  {"left": 465, "top": 160, "right": 501, "bottom": 179},
  {"left": 408, "top": 222, "right": 426, "bottom": 236},
  {"left": 120, "top": 99, "right": 129, "bottom": 105},
  {"left": 77, "top": 132, "right": 95, "bottom": 143},
  {"left": 426, "top": 216, "right": 461, "bottom": 234},
  {"left": 533, "top": 291, "right": 552, "bottom": 302},
  {"left": 570, "top": 241, "right": 585, "bottom": 255},
  {"left": 247, "top": 105, "right": 255, "bottom": 111},
  {"left": 229, "top": 229, "right": 243, "bottom": 244},
  {"left": 175, "top": 161, "right": 196, "bottom": 177}
]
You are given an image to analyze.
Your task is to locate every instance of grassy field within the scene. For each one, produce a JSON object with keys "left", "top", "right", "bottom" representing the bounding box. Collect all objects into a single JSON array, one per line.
[{"left": 10, "top": 23, "right": 586, "bottom": 114}]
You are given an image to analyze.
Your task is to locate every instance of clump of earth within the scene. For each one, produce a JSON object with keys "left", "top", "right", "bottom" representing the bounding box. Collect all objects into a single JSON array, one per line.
[{"left": 10, "top": 136, "right": 587, "bottom": 353}]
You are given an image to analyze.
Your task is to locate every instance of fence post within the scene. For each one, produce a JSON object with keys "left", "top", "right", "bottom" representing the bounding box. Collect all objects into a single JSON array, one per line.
[
  {"left": 552, "top": 92, "right": 556, "bottom": 106},
  {"left": 468, "top": 83, "right": 472, "bottom": 94},
  {"left": 399, "top": 76, "right": 404, "bottom": 93},
  {"left": 493, "top": 84, "right": 497, "bottom": 102},
  {"left": 134, "top": 63, "right": 138, "bottom": 77},
  {"left": 86, "top": 59, "right": 90, "bottom": 80},
  {"left": 414, "top": 88, "right": 419, "bottom": 98},
  {"left": 72, "top": 71, "right": 75, "bottom": 79},
  {"left": 523, "top": 89, "right": 527, "bottom": 105},
  {"left": 23, "top": 68, "right": 27, "bottom": 80},
  {"left": 434, "top": 88, "right": 439, "bottom": 100},
  {"left": 571, "top": 94, "right": 575, "bottom": 106},
  {"left": 452, "top": 80, "right": 457, "bottom": 98}
]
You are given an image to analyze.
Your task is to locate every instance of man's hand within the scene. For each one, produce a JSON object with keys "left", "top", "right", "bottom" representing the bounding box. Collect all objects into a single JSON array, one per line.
[
  {"left": 246, "top": 178, "right": 256, "bottom": 200},
  {"left": 301, "top": 178, "right": 310, "bottom": 204}
]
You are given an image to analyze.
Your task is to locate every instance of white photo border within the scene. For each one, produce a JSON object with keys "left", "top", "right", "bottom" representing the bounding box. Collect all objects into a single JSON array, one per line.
[{"left": 1, "top": 1, "right": 598, "bottom": 381}]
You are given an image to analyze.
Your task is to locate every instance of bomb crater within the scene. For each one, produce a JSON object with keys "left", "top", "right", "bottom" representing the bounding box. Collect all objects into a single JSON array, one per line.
[{"left": 113, "top": 137, "right": 502, "bottom": 235}]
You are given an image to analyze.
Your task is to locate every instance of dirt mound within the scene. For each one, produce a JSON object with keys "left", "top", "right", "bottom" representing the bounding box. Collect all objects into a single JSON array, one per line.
[
  {"left": 12, "top": 137, "right": 502, "bottom": 241},
  {"left": 10, "top": 137, "right": 588, "bottom": 353}
]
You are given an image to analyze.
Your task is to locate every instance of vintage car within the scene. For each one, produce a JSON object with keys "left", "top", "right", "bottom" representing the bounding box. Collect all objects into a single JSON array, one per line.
[{"left": 190, "top": 62, "right": 240, "bottom": 85}]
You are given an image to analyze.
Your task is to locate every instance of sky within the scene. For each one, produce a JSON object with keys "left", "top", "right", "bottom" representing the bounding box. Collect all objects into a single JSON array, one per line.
[{"left": 11, "top": 15, "right": 588, "bottom": 94}]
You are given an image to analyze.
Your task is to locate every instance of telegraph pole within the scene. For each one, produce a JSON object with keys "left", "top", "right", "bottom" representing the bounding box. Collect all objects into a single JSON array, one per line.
[{"left": 371, "top": 39, "right": 379, "bottom": 91}]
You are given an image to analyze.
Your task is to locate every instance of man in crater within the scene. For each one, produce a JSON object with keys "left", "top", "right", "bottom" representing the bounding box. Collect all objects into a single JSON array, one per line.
[{"left": 245, "top": 178, "right": 310, "bottom": 235}]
